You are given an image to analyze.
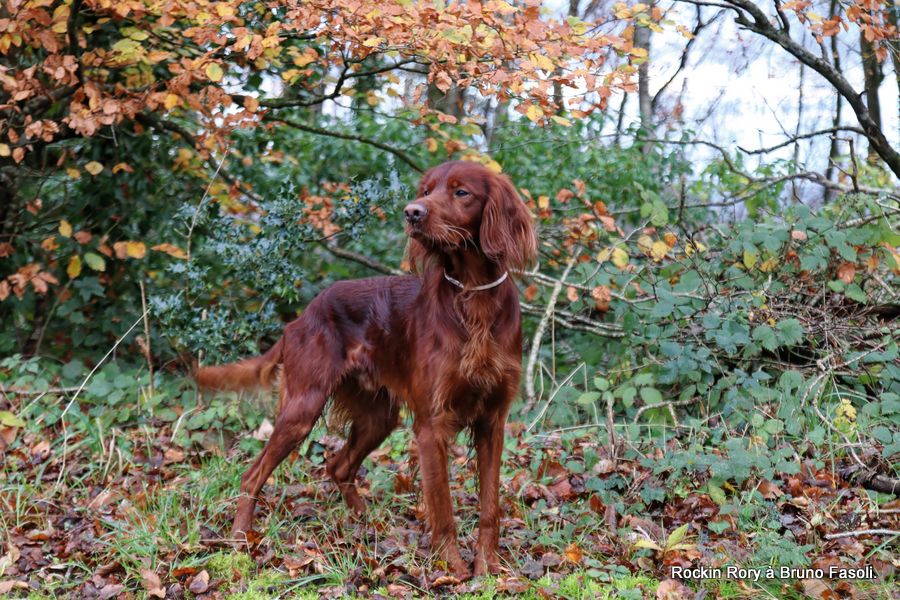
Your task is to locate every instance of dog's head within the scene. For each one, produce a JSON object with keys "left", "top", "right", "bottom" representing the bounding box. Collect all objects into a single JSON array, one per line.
[{"left": 405, "top": 161, "right": 537, "bottom": 273}]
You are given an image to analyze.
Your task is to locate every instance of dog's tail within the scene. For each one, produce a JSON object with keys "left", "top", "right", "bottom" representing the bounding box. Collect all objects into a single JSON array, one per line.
[{"left": 195, "top": 337, "right": 284, "bottom": 391}]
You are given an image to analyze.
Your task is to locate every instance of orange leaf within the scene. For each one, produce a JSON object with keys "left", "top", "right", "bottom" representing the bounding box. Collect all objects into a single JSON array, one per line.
[
  {"left": 837, "top": 262, "right": 856, "bottom": 284},
  {"left": 152, "top": 243, "right": 188, "bottom": 259}
]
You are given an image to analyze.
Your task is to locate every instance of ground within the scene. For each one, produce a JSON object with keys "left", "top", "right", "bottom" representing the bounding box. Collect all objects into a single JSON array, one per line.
[{"left": 0, "top": 375, "right": 897, "bottom": 599}]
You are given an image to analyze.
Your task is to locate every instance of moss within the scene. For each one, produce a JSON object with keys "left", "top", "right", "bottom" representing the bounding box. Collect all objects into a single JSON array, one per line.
[
  {"left": 206, "top": 551, "right": 255, "bottom": 581},
  {"left": 221, "top": 569, "right": 293, "bottom": 600}
]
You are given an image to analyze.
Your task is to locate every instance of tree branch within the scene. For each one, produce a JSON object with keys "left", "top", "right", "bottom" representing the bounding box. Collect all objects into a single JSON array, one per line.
[
  {"left": 711, "top": 0, "right": 900, "bottom": 177},
  {"left": 267, "top": 115, "right": 423, "bottom": 172}
]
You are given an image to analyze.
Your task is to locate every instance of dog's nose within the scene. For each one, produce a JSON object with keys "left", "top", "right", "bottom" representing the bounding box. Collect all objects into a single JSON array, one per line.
[{"left": 404, "top": 203, "right": 427, "bottom": 224}]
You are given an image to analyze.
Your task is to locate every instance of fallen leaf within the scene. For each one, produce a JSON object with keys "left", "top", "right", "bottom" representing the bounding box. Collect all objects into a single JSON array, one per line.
[
  {"left": 656, "top": 578, "right": 692, "bottom": 600},
  {"left": 140, "top": 568, "right": 165, "bottom": 598},
  {"left": 188, "top": 569, "right": 209, "bottom": 594}
]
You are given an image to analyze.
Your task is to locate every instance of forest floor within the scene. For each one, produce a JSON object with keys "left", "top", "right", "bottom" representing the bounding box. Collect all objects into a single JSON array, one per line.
[{"left": 0, "top": 371, "right": 898, "bottom": 599}]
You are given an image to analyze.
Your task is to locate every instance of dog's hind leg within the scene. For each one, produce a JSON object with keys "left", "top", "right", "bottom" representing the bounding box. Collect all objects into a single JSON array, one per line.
[
  {"left": 326, "top": 385, "right": 399, "bottom": 514},
  {"left": 231, "top": 382, "right": 327, "bottom": 540}
]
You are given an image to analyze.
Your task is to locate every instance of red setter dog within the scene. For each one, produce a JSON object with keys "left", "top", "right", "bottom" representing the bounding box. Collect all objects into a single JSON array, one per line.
[{"left": 196, "top": 160, "right": 536, "bottom": 577}]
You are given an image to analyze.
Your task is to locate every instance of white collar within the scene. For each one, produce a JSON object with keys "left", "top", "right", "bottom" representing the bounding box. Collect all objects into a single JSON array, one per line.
[{"left": 443, "top": 270, "right": 508, "bottom": 291}]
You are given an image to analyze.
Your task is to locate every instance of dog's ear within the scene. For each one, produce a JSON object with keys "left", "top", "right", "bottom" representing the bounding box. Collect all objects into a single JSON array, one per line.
[{"left": 480, "top": 173, "right": 537, "bottom": 272}]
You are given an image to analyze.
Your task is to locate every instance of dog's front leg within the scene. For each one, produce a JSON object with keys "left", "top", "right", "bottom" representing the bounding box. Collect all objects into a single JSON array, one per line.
[
  {"left": 413, "top": 417, "right": 469, "bottom": 578},
  {"left": 472, "top": 410, "right": 506, "bottom": 576}
]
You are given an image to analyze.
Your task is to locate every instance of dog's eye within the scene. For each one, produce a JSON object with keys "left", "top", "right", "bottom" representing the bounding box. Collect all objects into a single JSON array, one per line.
[
  {"left": 422, "top": 189, "right": 430, "bottom": 196},
  {"left": 454, "top": 189, "right": 469, "bottom": 198}
]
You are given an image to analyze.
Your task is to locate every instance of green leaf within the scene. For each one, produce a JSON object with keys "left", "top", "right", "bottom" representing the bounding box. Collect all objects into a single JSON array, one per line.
[
  {"left": 594, "top": 377, "right": 610, "bottom": 391},
  {"left": 752, "top": 325, "right": 778, "bottom": 351},
  {"left": 707, "top": 483, "right": 726, "bottom": 505},
  {"left": 845, "top": 283, "right": 866, "bottom": 303},
  {"left": 872, "top": 425, "right": 893, "bottom": 444},
  {"left": 666, "top": 523, "right": 690, "bottom": 548},
  {"left": 0, "top": 410, "right": 25, "bottom": 428},
  {"left": 576, "top": 391, "right": 601, "bottom": 405},
  {"left": 84, "top": 252, "right": 106, "bottom": 272},
  {"left": 640, "top": 387, "right": 663, "bottom": 404},
  {"left": 776, "top": 319, "right": 803, "bottom": 346}
]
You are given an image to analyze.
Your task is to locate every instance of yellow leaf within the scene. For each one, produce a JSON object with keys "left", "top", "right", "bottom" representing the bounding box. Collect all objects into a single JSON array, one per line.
[
  {"left": 85, "top": 161, "right": 104, "bottom": 176},
  {"left": 362, "top": 37, "right": 384, "bottom": 48},
  {"left": 67, "top": 255, "right": 82, "bottom": 279},
  {"left": 759, "top": 257, "right": 779, "bottom": 272},
  {"left": 743, "top": 249, "right": 758, "bottom": 269},
  {"left": 425, "top": 137, "right": 438, "bottom": 152},
  {"left": 164, "top": 93, "right": 180, "bottom": 110},
  {"left": 126, "top": 241, "right": 147, "bottom": 259},
  {"left": 205, "top": 63, "right": 224, "bottom": 82},
  {"left": 537, "top": 195, "right": 550, "bottom": 210},
  {"left": 612, "top": 247, "right": 629, "bottom": 269},
  {"left": 0, "top": 143, "right": 9, "bottom": 157},
  {"left": 632, "top": 539, "right": 662, "bottom": 551},
  {"left": 66, "top": 168, "right": 81, "bottom": 179},
  {"left": 529, "top": 52, "right": 554, "bottom": 71},
  {"left": 550, "top": 115, "right": 571, "bottom": 127},
  {"left": 630, "top": 47, "right": 648, "bottom": 59},
  {"left": 663, "top": 232, "right": 677, "bottom": 248},
  {"left": 58, "top": 220, "right": 73, "bottom": 238},
  {"left": 525, "top": 104, "right": 543, "bottom": 123},
  {"left": 650, "top": 240, "right": 668, "bottom": 261},
  {"left": 684, "top": 241, "right": 707, "bottom": 256},
  {"left": 596, "top": 247, "right": 612, "bottom": 264},
  {"left": 637, "top": 234, "right": 654, "bottom": 254},
  {"left": 216, "top": 4, "right": 235, "bottom": 17},
  {"left": 293, "top": 52, "right": 317, "bottom": 67}
]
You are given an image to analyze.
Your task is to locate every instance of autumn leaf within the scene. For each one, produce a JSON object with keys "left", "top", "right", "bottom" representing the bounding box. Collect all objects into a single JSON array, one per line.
[
  {"left": 611, "top": 247, "right": 629, "bottom": 269},
  {"left": 188, "top": 570, "right": 209, "bottom": 594},
  {"left": 205, "top": 63, "right": 224, "bottom": 82},
  {"left": 85, "top": 161, "right": 104, "bottom": 176},
  {"left": 0, "top": 144, "right": 9, "bottom": 157},
  {"left": 743, "top": 248, "right": 758, "bottom": 269},
  {"left": 525, "top": 104, "right": 543, "bottom": 123},
  {"left": 637, "top": 234, "right": 654, "bottom": 254},
  {"left": 566, "top": 286, "right": 579, "bottom": 302},
  {"left": 58, "top": 220, "right": 73, "bottom": 238},
  {"left": 650, "top": 240, "right": 668, "bottom": 261},
  {"left": 67, "top": 255, "right": 82, "bottom": 279},
  {"left": 591, "top": 285, "right": 611, "bottom": 311},
  {"left": 564, "top": 543, "right": 583, "bottom": 564},
  {"left": 837, "top": 262, "right": 856, "bottom": 284},
  {"left": 140, "top": 569, "right": 165, "bottom": 599},
  {"left": 152, "top": 243, "right": 188, "bottom": 259}
]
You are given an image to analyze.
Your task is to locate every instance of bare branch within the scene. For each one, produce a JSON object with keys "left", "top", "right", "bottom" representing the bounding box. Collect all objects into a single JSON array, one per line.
[{"left": 268, "top": 115, "right": 423, "bottom": 172}]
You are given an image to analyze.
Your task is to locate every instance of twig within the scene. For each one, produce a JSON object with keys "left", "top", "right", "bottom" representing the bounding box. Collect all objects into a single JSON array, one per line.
[
  {"left": 186, "top": 153, "right": 227, "bottom": 261},
  {"left": 632, "top": 397, "right": 699, "bottom": 424},
  {"left": 824, "top": 529, "right": 900, "bottom": 540},
  {"left": 322, "top": 242, "right": 404, "bottom": 275},
  {"left": 139, "top": 279, "right": 154, "bottom": 398},
  {"left": 526, "top": 363, "right": 585, "bottom": 433},
  {"left": 54, "top": 311, "right": 148, "bottom": 491},
  {"left": 521, "top": 254, "right": 577, "bottom": 414}
]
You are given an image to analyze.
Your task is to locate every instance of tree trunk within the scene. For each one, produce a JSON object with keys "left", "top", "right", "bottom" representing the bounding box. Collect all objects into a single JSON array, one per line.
[{"left": 859, "top": 30, "right": 884, "bottom": 164}]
